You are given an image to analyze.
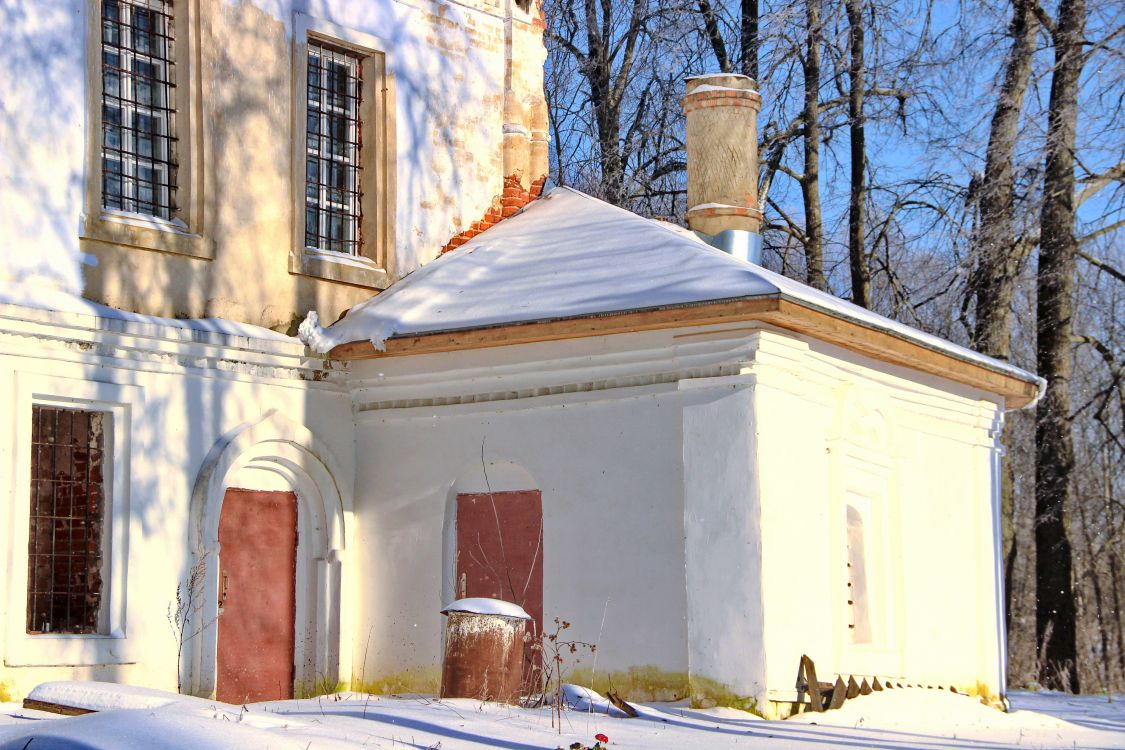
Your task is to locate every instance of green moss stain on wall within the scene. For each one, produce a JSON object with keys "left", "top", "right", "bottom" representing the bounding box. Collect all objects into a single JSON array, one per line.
[
  {"left": 352, "top": 667, "right": 442, "bottom": 696},
  {"left": 293, "top": 676, "right": 349, "bottom": 699},
  {"left": 687, "top": 674, "right": 761, "bottom": 715},
  {"left": 564, "top": 666, "right": 691, "bottom": 703},
  {"left": 345, "top": 664, "right": 763, "bottom": 717}
]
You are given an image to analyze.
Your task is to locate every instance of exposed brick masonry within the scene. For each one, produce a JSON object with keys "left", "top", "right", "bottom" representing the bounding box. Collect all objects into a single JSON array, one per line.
[{"left": 439, "top": 175, "right": 546, "bottom": 254}]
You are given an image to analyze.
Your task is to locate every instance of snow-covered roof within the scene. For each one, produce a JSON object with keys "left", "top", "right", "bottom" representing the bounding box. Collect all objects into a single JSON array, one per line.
[{"left": 300, "top": 187, "right": 1039, "bottom": 396}]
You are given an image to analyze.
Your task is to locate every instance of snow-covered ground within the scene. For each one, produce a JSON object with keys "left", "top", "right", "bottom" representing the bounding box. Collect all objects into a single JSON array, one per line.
[{"left": 0, "top": 683, "right": 1122, "bottom": 749}]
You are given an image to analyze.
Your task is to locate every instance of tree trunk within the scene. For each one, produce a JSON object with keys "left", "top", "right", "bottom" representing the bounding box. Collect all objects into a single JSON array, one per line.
[
  {"left": 970, "top": 0, "right": 1038, "bottom": 361},
  {"left": 967, "top": 0, "right": 1039, "bottom": 667},
  {"left": 740, "top": 0, "right": 759, "bottom": 81},
  {"left": 1110, "top": 551, "right": 1125, "bottom": 679},
  {"left": 582, "top": 0, "right": 625, "bottom": 205},
  {"left": 845, "top": 0, "right": 869, "bottom": 308},
  {"left": 1002, "top": 454, "right": 1017, "bottom": 635},
  {"left": 801, "top": 0, "right": 827, "bottom": 291},
  {"left": 1035, "top": 0, "right": 1085, "bottom": 694},
  {"left": 697, "top": 0, "right": 731, "bottom": 73}
]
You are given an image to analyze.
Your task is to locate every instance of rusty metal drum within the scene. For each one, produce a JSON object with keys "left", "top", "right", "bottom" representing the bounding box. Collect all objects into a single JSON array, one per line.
[{"left": 440, "top": 598, "right": 531, "bottom": 704}]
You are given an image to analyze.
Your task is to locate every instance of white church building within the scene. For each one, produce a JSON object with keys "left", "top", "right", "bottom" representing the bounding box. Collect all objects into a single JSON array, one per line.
[{"left": 0, "top": 0, "right": 1039, "bottom": 718}]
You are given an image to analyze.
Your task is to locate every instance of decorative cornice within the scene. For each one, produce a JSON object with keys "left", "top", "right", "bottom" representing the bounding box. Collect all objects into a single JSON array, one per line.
[{"left": 0, "top": 302, "right": 342, "bottom": 387}]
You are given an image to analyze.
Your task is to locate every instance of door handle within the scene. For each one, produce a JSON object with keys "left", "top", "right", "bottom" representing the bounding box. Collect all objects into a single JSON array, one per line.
[{"left": 219, "top": 571, "right": 230, "bottom": 608}]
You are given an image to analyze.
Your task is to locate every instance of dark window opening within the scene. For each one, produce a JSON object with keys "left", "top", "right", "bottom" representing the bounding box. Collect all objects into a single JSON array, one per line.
[
  {"left": 27, "top": 406, "right": 108, "bottom": 635},
  {"left": 305, "top": 41, "right": 363, "bottom": 254},
  {"left": 101, "top": 0, "right": 177, "bottom": 219}
]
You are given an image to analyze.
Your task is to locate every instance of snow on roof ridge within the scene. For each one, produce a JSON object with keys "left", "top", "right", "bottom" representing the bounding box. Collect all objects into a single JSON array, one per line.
[{"left": 297, "top": 187, "right": 768, "bottom": 352}]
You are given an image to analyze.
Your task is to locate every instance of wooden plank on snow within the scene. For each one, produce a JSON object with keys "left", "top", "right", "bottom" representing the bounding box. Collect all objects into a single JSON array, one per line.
[{"left": 22, "top": 699, "right": 96, "bottom": 716}]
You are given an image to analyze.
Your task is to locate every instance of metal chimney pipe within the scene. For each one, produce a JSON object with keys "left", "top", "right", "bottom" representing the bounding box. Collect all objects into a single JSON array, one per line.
[{"left": 683, "top": 74, "right": 763, "bottom": 264}]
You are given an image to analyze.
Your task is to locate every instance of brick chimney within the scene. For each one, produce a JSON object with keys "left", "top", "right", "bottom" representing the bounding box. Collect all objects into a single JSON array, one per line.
[{"left": 682, "top": 74, "right": 763, "bottom": 264}]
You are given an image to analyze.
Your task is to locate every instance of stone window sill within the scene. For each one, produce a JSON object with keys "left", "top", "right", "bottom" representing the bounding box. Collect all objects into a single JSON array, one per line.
[
  {"left": 5, "top": 632, "right": 136, "bottom": 667},
  {"left": 81, "top": 210, "right": 211, "bottom": 260},
  {"left": 290, "top": 246, "right": 391, "bottom": 289}
]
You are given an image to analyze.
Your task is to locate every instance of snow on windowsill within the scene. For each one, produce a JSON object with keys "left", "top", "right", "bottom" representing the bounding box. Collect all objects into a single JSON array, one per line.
[
  {"left": 95, "top": 209, "right": 196, "bottom": 237},
  {"left": 303, "top": 246, "right": 385, "bottom": 273}
]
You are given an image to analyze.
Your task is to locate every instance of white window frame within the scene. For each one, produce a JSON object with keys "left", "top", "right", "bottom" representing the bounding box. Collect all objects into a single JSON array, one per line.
[
  {"left": 4, "top": 373, "right": 139, "bottom": 667},
  {"left": 289, "top": 13, "right": 396, "bottom": 289},
  {"left": 100, "top": 0, "right": 176, "bottom": 220}
]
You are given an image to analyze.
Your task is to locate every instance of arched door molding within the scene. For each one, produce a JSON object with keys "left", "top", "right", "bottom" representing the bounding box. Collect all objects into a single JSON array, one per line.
[{"left": 186, "top": 410, "right": 350, "bottom": 697}]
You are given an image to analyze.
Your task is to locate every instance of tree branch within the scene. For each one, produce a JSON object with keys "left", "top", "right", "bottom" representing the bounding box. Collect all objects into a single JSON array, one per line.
[
  {"left": 1077, "top": 248, "right": 1125, "bottom": 284},
  {"left": 1075, "top": 159, "right": 1125, "bottom": 207}
]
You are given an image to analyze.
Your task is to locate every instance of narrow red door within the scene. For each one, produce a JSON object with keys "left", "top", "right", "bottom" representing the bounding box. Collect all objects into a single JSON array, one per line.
[
  {"left": 216, "top": 488, "right": 297, "bottom": 704},
  {"left": 456, "top": 489, "right": 544, "bottom": 641}
]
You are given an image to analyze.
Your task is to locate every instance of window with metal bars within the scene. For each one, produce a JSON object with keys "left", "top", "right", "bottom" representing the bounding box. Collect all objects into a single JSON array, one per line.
[
  {"left": 305, "top": 42, "right": 364, "bottom": 254},
  {"left": 101, "top": 0, "right": 177, "bottom": 219},
  {"left": 26, "top": 406, "right": 108, "bottom": 635}
]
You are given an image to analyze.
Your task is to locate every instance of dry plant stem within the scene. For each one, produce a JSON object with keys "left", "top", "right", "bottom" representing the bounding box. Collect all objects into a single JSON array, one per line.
[{"left": 167, "top": 554, "right": 213, "bottom": 693}]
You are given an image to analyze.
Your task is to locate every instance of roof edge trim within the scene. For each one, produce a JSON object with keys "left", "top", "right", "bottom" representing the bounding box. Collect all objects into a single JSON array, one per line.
[{"left": 328, "top": 294, "right": 1041, "bottom": 408}]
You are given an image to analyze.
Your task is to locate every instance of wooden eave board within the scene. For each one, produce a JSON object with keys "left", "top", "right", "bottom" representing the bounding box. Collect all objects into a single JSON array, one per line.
[{"left": 329, "top": 296, "right": 1039, "bottom": 408}]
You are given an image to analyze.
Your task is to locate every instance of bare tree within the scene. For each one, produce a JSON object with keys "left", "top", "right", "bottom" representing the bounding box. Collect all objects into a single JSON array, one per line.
[
  {"left": 1034, "top": 0, "right": 1087, "bottom": 693},
  {"left": 968, "top": 0, "right": 1038, "bottom": 361},
  {"left": 845, "top": 0, "right": 870, "bottom": 306},
  {"left": 741, "top": 0, "right": 760, "bottom": 79},
  {"left": 963, "top": 0, "right": 1039, "bottom": 644},
  {"left": 800, "top": 0, "right": 828, "bottom": 289}
]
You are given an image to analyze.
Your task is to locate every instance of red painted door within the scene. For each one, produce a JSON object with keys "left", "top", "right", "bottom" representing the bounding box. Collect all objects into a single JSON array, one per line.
[
  {"left": 216, "top": 488, "right": 297, "bottom": 704},
  {"left": 456, "top": 489, "right": 544, "bottom": 642}
]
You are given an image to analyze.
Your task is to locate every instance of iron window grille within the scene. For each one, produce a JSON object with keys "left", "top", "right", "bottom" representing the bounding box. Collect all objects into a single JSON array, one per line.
[
  {"left": 27, "top": 406, "right": 108, "bottom": 635},
  {"left": 101, "top": 0, "right": 177, "bottom": 219},
  {"left": 305, "top": 42, "right": 364, "bottom": 255}
]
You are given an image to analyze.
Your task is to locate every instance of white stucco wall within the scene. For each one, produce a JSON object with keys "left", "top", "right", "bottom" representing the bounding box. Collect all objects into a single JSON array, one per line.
[
  {"left": 344, "top": 324, "right": 1008, "bottom": 713},
  {"left": 0, "top": 305, "right": 355, "bottom": 700},
  {"left": 0, "top": 303, "right": 1009, "bottom": 709},
  {"left": 0, "top": 3, "right": 88, "bottom": 293},
  {"left": 344, "top": 332, "right": 748, "bottom": 696},
  {"left": 682, "top": 379, "right": 765, "bottom": 706},
  {"left": 750, "top": 331, "right": 1007, "bottom": 709},
  {"left": 350, "top": 340, "right": 691, "bottom": 696}
]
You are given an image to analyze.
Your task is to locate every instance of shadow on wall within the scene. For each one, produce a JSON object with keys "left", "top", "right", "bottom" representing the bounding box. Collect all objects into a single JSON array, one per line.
[
  {"left": 0, "top": 1, "right": 88, "bottom": 292},
  {"left": 0, "top": 0, "right": 502, "bottom": 327},
  {"left": 76, "top": 0, "right": 501, "bottom": 329},
  {"left": 1, "top": 0, "right": 507, "bottom": 697}
]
